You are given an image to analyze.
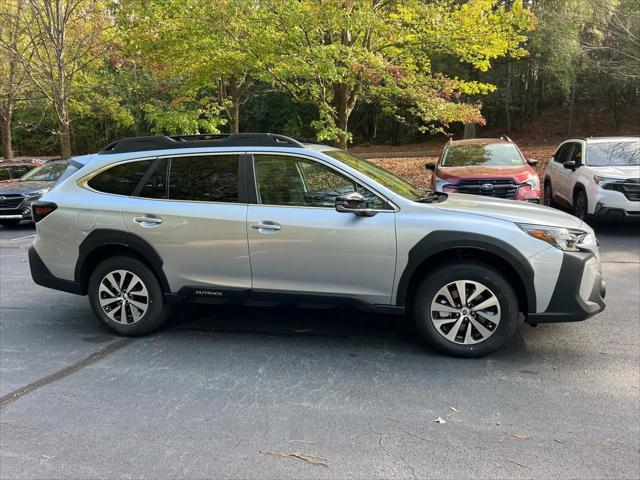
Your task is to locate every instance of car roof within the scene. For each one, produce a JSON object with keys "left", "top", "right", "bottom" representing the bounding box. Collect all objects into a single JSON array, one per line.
[
  {"left": 0, "top": 160, "right": 38, "bottom": 166},
  {"left": 448, "top": 138, "right": 512, "bottom": 146}
]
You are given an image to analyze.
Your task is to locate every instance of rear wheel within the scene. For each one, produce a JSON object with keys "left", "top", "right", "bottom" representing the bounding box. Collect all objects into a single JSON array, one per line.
[
  {"left": 412, "top": 261, "right": 519, "bottom": 357},
  {"left": 88, "top": 256, "right": 167, "bottom": 336},
  {"left": 0, "top": 219, "right": 21, "bottom": 227},
  {"left": 573, "top": 189, "right": 588, "bottom": 220}
]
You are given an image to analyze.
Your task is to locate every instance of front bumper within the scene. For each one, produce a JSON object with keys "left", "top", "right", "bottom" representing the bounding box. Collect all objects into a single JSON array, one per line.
[
  {"left": 0, "top": 205, "right": 35, "bottom": 221},
  {"left": 527, "top": 250, "right": 606, "bottom": 324},
  {"left": 591, "top": 188, "right": 640, "bottom": 217}
]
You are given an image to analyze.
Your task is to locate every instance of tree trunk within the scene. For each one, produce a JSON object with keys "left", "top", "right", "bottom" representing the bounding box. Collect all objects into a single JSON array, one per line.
[
  {"left": 58, "top": 105, "right": 72, "bottom": 158},
  {"left": 463, "top": 123, "right": 476, "bottom": 139},
  {"left": 334, "top": 83, "right": 356, "bottom": 150},
  {"left": 505, "top": 60, "right": 512, "bottom": 132},
  {"left": 229, "top": 77, "right": 240, "bottom": 133},
  {"left": 567, "top": 71, "right": 577, "bottom": 137},
  {"left": 1, "top": 115, "right": 13, "bottom": 159}
]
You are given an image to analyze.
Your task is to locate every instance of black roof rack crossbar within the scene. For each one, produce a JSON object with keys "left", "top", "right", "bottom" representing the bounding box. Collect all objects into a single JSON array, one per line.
[{"left": 99, "top": 133, "right": 305, "bottom": 154}]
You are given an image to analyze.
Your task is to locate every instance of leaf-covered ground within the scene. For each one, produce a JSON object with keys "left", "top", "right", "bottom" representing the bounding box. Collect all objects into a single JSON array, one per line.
[{"left": 366, "top": 145, "right": 556, "bottom": 189}]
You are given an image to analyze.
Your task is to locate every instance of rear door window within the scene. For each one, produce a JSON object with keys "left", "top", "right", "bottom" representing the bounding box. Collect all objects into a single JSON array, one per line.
[
  {"left": 167, "top": 155, "right": 239, "bottom": 203},
  {"left": 0, "top": 168, "right": 10, "bottom": 181}
]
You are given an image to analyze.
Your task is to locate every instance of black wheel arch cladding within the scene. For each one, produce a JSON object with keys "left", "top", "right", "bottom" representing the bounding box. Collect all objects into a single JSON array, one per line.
[
  {"left": 396, "top": 230, "right": 536, "bottom": 312},
  {"left": 75, "top": 229, "right": 171, "bottom": 294}
]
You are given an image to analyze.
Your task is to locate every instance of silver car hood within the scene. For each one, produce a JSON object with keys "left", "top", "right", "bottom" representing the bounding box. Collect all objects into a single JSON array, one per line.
[
  {"left": 0, "top": 180, "right": 53, "bottom": 195},
  {"left": 437, "top": 193, "right": 584, "bottom": 230}
]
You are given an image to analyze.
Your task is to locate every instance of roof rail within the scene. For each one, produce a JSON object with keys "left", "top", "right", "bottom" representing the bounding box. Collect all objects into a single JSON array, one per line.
[
  {"left": 99, "top": 133, "right": 305, "bottom": 154},
  {"left": 499, "top": 135, "right": 514, "bottom": 143}
]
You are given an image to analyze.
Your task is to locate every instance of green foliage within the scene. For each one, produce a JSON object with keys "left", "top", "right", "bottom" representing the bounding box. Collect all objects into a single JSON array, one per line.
[
  {"left": 143, "top": 96, "right": 228, "bottom": 135},
  {"left": 240, "top": 0, "right": 534, "bottom": 147}
]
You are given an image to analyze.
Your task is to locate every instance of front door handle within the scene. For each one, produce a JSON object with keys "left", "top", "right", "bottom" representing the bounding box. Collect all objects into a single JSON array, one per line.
[
  {"left": 134, "top": 216, "right": 163, "bottom": 227},
  {"left": 251, "top": 221, "right": 281, "bottom": 231}
]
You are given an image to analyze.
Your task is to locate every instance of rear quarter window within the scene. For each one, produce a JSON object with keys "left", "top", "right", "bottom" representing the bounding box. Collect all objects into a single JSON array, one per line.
[{"left": 88, "top": 160, "right": 153, "bottom": 196}]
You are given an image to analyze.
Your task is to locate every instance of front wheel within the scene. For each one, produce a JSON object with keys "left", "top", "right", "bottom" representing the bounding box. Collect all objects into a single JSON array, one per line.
[
  {"left": 543, "top": 181, "right": 556, "bottom": 207},
  {"left": 88, "top": 256, "right": 167, "bottom": 336},
  {"left": 574, "top": 189, "right": 588, "bottom": 220},
  {"left": 412, "top": 261, "right": 519, "bottom": 357}
]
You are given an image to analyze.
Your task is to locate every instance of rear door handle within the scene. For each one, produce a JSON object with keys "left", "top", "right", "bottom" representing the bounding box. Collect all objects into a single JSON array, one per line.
[
  {"left": 134, "top": 216, "right": 162, "bottom": 226},
  {"left": 251, "top": 221, "right": 281, "bottom": 231}
]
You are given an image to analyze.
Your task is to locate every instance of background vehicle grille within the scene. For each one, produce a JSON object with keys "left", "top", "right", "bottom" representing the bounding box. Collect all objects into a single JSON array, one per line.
[
  {"left": 605, "top": 179, "right": 640, "bottom": 201},
  {"left": 620, "top": 179, "right": 640, "bottom": 201},
  {"left": 0, "top": 194, "right": 24, "bottom": 209},
  {"left": 453, "top": 179, "right": 519, "bottom": 199}
]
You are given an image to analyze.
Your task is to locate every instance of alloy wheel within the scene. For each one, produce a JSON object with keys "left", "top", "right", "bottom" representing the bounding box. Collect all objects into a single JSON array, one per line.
[
  {"left": 430, "top": 280, "right": 501, "bottom": 345},
  {"left": 98, "top": 269, "right": 149, "bottom": 325}
]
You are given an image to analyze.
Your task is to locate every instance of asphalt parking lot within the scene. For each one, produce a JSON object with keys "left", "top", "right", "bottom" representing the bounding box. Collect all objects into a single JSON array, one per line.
[{"left": 0, "top": 222, "right": 638, "bottom": 479}]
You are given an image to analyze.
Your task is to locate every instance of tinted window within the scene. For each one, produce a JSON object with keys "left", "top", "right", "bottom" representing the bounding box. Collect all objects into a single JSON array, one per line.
[
  {"left": 168, "top": 155, "right": 239, "bottom": 202},
  {"left": 12, "top": 166, "right": 31, "bottom": 178},
  {"left": 88, "top": 160, "right": 153, "bottom": 196},
  {"left": 0, "top": 168, "right": 9, "bottom": 181},
  {"left": 254, "top": 154, "right": 387, "bottom": 209},
  {"left": 554, "top": 144, "right": 573, "bottom": 164},
  {"left": 138, "top": 159, "right": 169, "bottom": 199},
  {"left": 442, "top": 144, "right": 524, "bottom": 167},
  {"left": 587, "top": 141, "right": 640, "bottom": 166}
]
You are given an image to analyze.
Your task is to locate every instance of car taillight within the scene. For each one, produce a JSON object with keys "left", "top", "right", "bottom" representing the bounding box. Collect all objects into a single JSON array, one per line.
[{"left": 32, "top": 201, "right": 57, "bottom": 222}]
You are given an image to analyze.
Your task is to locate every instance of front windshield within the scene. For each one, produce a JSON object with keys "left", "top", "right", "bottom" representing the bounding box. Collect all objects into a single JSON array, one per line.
[
  {"left": 586, "top": 141, "right": 640, "bottom": 167},
  {"left": 442, "top": 144, "right": 524, "bottom": 167},
  {"left": 325, "top": 150, "right": 427, "bottom": 201},
  {"left": 19, "top": 161, "right": 67, "bottom": 182}
]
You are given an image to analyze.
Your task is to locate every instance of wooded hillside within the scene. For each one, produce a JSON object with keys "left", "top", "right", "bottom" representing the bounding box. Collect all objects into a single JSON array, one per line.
[{"left": 1, "top": 0, "right": 638, "bottom": 159}]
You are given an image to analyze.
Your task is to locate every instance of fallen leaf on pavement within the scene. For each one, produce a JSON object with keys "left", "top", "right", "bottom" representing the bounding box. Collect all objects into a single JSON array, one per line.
[
  {"left": 504, "top": 432, "right": 531, "bottom": 440},
  {"left": 288, "top": 439, "right": 316, "bottom": 445},
  {"left": 260, "top": 450, "right": 329, "bottom": 467},
  {"left": 449, "top": 406, "right": 459, "bottom": 413},
  {"left": 434, "top": 417, "right": 446, "bottom": 424}
]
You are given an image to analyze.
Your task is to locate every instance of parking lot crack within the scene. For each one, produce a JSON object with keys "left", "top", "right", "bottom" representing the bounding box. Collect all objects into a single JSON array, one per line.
[{"left": 0, "top": 338, "right": 134, "bottom": 409}]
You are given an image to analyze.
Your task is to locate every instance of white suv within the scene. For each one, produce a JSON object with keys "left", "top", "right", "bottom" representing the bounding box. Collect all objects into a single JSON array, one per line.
[{"left": 543, "top": 137, "right": 640, "bottom": 220}]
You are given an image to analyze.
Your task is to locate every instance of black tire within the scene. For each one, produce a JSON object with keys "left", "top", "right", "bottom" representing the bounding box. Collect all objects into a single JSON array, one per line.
[
  {"left": 412, "top": 261, "right": 519, "bottom": 358},
  {"left": 0, "top": 219, "right": 21, "bottom": 227},
  {"left": 543, "top": 181, "right": 556, "bottom": 207},
  {"left": 573, "top": 189, "right": 588, "bottom": 220},
  {"left": 88, "top": 255, "right": 167, "bottom": 336}
]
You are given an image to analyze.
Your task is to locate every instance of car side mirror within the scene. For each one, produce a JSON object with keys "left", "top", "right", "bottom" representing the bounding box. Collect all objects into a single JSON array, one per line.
[
  {"left": 425, "top": 163, "right": 436, "bottom": 171},
  {"left": 527, "top": 158, "right": 539, "bottom": 166},
  {"left": 564, "top": 160, "right": 576, "bottom": 170},
  {"left": 335, "top": 192, "right": 377, "bottom": 217}
]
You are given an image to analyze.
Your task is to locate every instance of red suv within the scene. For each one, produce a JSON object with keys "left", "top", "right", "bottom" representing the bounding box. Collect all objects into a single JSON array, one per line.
[{"left": 428, "top": 137, "right": 541, "bottom": 202}]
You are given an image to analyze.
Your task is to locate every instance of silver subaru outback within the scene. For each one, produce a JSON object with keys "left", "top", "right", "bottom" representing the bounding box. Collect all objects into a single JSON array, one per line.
[{"left": 29, "top": 133, "right": 606, "bottom": 357}]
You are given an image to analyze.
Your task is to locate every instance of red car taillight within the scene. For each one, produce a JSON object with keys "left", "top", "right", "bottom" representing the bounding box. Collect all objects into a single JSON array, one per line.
[{"left": 32, "top": 202, "right": 57, "bottom": 223}]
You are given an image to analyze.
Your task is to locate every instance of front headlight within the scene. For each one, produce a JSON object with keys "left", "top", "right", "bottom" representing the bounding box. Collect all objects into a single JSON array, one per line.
[
  {"left": 434, "top": 176, "right": 450, "bottom": 192},
  {"left": 25, "top": 189, "right": 48, "bottom": 200},
  {"left": 594, "top": 176, "right": 623, "bottom": 186},
  {"left": 524, "top": 174, "right": 540, "bottom": 190},
  {"left": 518, "top": 224, "right": 588, "bottom": 252}
]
